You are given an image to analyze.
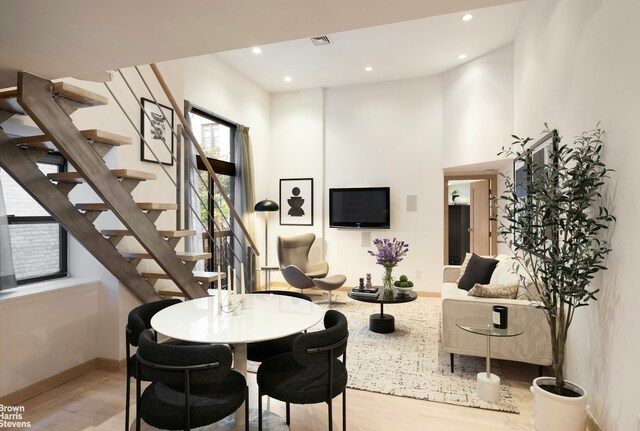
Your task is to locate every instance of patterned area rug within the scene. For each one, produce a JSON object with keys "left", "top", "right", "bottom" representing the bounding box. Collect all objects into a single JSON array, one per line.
[{"left": 251, "top": 293, "right": 519, "bottom": 414}]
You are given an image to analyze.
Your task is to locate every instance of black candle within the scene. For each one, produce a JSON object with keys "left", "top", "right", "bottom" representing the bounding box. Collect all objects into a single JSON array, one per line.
[{"left": 493, "top": 305, "right": 508, "bottom": 329}]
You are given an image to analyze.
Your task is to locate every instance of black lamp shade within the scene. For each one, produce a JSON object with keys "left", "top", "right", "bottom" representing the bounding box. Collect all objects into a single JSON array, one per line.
[{"left": 255, "top": 199, "right": 279, "bottom": 212}]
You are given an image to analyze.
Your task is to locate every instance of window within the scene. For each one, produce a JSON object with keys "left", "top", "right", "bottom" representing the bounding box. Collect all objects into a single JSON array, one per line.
[
  {"left": 189, "top": 106, "right": 236, "bottom": 274},
  {"left": 0, "top": 153, "right": 68, "bottom": 284}
]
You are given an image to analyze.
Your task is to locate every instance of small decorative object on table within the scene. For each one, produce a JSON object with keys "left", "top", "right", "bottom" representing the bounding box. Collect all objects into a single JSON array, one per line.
[
  {"left": 492, "top": 305, "right": 508, "bottom": 329},
  {"left": 365, "top": 273, "right": 372, "bottom": 288},
  {"left": 368, "top": 238, "right": 409, "bottom": 294},
  {"left": 394, "top": 274, "right": 414, "bottom": 294}
]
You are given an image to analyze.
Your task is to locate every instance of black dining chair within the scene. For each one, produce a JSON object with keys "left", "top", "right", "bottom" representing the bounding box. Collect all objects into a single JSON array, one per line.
[
  {"left": 247, "top": 290, "right": 312, "bottom": 363},
  {"left": 125, "top": 299, "right": 202, "bottom": 431},
  {"left": 125, "top": 299, "right": 179, "bottom": 430},
  {"left": 135, "top": 329, "right": 249, "bottom": 431},
  {"left": 257, "top": 310, "right": 348, "bottom": 431}
]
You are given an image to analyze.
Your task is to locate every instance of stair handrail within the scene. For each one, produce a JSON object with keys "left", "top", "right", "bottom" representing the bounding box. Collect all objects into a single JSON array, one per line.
[{"left": 150, "top": 63, "right": 259, "bottom": 255}]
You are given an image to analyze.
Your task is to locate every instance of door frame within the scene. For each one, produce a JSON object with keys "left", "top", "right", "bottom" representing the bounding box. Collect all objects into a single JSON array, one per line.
[{"left": 443, "top": 174, "right": 497, "bottom": 265}]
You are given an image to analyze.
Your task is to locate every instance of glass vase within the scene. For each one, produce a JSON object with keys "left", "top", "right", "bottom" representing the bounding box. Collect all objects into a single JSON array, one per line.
[{"left": 382, "top": 267, "right": 394, "bottom": 293}]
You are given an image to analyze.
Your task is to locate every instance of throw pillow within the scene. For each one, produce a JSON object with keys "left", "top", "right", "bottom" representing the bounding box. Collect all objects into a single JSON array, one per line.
[
  {"left": 455, "top": 253, "right": 473, "bottom": 284},
  {"left": 489, "top": 257, "right": 520, "bottom": 285},
  {"left": 468, "top": 282, "right": 519, "bottom": 299},
  {"left": 457, "top": 254, "right": 499, "bottom": 291}
]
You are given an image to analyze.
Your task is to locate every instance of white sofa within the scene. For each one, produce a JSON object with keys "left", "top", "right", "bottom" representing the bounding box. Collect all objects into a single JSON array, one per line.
[{"left": 441, "top": 256, "right": 552, "bottom": 373}]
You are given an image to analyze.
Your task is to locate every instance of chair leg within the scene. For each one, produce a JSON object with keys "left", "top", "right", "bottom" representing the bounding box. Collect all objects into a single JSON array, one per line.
[
  {"left": 342, "top": 390, "right": 346, "bottom": 431},
  {"left": 450, "top": 353, "right": 454, "bottom": 373},
  {"left": 328, "top": 291, "right": 332, "bottom": 308},
  {"left": 245, "top": 386, "right": 249, "bottom": 431},
  {"left": 286, "top": 402, "right": 290, "bottom": 425},
  {"left": 258, "top": 388, "right": 263, "bottom": 431},
  {"left": 328, "top": 397, "right": 333, "bottom": 431},
  {"left": 125, "top": 376, "right": 130, "bottom": 431},
  {"left": 135, "top": 379, "right": 141, "bottom": 431},
  {"left": 538, "top": 364, "right": 544, "bottom": 377}
]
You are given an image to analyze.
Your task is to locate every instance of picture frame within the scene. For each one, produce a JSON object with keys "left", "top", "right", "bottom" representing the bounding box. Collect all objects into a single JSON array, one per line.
[
  {"left": 279, "top": 178, "right": 313, "bottom": 226},
  {"left": 513, "top": 130, "right": 559, "bottom": 249},
  {"left": 140, "top": 97, "right": 174, "bottom": 165}
]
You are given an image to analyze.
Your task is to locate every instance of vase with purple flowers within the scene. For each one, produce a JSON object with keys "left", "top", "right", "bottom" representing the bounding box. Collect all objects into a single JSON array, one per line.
[{"left": 368, "top": 238, "right": 409, "bottom": 294}]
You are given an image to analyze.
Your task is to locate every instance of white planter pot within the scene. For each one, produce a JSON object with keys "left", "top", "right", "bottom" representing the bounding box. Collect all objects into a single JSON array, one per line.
[{"left": 531, "top": 377, "right": 587, "bottom": 431}]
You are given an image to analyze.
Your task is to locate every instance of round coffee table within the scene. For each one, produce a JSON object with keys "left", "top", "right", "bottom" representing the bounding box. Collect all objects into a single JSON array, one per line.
[
  {"left": 347, "top": 287, "right": 417, "bottom": 333},
  {"left": 456, "top": 317, "right": 524, "bottom": 403}
]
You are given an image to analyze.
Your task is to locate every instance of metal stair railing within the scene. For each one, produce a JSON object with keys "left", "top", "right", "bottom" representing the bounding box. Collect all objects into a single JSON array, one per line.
[{"left": 105, "top": 64, "right": 259, "bottom": 291}]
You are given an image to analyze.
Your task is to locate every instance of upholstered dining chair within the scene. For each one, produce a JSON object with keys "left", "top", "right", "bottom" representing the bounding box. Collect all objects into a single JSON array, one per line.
[
  {"left": 125, "top": 299, "right": 186, "bottom": 431},
  {"left": 278, "top": 233, "right": 329, "bottom": 290},
  {"left": 247, "top": 290, "right": 312, "bottom": 363},
  {"left": 257, "top": 310, "right": 349, "bottom": 431},
  {"left": 135, "top": 329, "right": 248, "bottom": 431}
]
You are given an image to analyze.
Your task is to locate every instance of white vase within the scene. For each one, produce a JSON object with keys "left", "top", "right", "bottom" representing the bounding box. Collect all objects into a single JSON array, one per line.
[{"left": 531, "top": 377, "right": 587, "bottom": 431}]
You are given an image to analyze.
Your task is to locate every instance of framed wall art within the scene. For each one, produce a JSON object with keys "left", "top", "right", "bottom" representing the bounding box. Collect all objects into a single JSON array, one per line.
[
  {"left": 140, "top": 97, "right": 174, "bottom": 165},
  {"left": 279, "top": 178, "right": 313, "bottom": 226}
]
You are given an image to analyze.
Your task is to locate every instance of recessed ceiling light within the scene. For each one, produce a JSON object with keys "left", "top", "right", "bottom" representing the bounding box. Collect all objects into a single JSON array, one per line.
[
  {"left": 462, "top": 14, "right": 473, "bottom": 22},
  {"left": 365, "top": 66, "right": 373, "bottom": 72},
  {"left": 284, "top": 76, "right": 292, "bottom": 82},
  {"left": 458, "top": 54, "right": 468, "bottom": 60},
  {"left": 252, "top": 47, "right": 262, "bottom": 54}
]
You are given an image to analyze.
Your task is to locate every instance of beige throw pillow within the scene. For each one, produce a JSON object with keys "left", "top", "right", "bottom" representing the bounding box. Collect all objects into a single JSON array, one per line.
[
  {"left": 455, "top": 253, "right": 472, "bottom": 284},
  {"left": 468, "top": 282, "right": 519, "bottom": 299}
]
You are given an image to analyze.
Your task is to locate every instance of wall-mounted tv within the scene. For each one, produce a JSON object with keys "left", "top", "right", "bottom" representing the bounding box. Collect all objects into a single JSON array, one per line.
[{"left": 329, "top": 187, "right": 390, "bottom": 229}]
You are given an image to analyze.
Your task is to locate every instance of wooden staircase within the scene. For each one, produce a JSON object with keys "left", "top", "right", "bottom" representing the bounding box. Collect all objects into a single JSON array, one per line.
[{"left": 0, "top": 72, "right": 222, "bottom": 302}]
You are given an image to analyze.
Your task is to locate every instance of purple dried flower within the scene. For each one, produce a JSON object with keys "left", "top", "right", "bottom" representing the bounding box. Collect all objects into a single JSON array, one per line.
[{"left": 368, "top": 237, "right": 409, "bottom": 270}]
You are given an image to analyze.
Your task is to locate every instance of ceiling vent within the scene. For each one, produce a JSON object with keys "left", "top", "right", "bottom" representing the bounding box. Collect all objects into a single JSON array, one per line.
[{"left": 310, "top": 35, "right": 332, "bottom": 46}]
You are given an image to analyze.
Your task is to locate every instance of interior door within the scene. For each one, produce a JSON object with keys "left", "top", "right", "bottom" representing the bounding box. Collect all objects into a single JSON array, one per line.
[{"left": 470, "top": 180, "right": 490, "bottom": 256}]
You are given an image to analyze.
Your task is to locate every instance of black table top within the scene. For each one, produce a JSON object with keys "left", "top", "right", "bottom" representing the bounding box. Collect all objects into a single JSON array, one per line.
[{"left": 347, "top": 287, "right": 417, "bottom": 304}]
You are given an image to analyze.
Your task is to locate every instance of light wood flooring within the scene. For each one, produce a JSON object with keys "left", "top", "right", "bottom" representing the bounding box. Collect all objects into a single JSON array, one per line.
[{"left": 19, "top": 355, "right": 539, "bottom": 430}]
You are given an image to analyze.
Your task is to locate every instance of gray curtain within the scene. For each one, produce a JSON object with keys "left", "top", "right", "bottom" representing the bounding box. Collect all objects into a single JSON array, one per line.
[
  {"left": 0, "top": 174, "right": 16, "bottom": 290},
  {"left": 233, "top": 125, "right": 257, "bottom": 290}
]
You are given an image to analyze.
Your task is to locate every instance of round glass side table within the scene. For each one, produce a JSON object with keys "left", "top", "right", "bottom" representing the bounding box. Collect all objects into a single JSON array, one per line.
[{"left": 456, "top": 317, "right": 524, "bottom": 403}]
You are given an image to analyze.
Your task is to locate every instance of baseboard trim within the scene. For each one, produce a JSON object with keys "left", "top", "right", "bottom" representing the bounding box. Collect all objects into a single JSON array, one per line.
[
  {"left": 587, "top": 411, "right": 601, "bottom": 431},
  {"left": 0, "top": 356, "right": 125, "bottom": 406},
  {"left": 96, "top": 357, "right": 126, "bottom": 371}
]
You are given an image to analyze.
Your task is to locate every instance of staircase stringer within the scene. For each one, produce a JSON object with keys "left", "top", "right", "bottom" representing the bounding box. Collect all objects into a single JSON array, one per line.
[
  {"left": 0, "top": 134, "right": 161, "bottom": 303},
  {"left": 17, "top": 72, "right": 206, "bottom": 300}
]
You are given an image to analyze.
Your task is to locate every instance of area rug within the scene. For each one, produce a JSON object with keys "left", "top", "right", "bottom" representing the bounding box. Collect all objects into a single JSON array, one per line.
[{"left": 251, "top": 293, "right": 519, "bottom": 414}]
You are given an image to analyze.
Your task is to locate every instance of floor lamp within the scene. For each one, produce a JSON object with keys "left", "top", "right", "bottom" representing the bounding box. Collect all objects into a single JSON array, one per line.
[{"left": 254, "top": 199, "right": 279, "bottom": 290}]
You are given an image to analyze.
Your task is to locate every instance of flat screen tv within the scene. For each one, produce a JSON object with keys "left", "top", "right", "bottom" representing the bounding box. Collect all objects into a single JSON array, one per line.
[{"left": 329, "top": 187, "right": 390, "bottom": 229}]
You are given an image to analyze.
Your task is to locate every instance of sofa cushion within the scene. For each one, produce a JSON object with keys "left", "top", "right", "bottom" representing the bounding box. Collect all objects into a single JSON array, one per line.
[
  {"left": 468, "top": 282, "right": 519, "bottom": 299},
  {"left": 489, "top": 256, "right": 520, "bottom": 285},
  {"left": 457, "top": 254, "right": 499, "bottom": 291},
  {"left": 455, "top": 253, "right": 472, "bottom": 284}
]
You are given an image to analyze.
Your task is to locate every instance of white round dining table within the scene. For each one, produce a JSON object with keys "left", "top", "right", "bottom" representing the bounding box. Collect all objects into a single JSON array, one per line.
[{"left": 150, "top": 292, "right": 325, "bottom": 428}]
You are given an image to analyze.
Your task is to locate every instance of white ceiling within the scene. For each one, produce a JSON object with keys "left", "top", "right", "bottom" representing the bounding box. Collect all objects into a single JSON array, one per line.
[
  {"left": 218, "top": 2, "right": 526, "bottom": 92},
  {"left": 0, "top": 0, "right": 523, "bottom": 89}
]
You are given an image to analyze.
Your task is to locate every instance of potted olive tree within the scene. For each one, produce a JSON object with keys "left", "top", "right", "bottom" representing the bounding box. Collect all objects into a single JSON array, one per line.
[{"left": 496, "top": 125, "right": 614, "bottom": 431}]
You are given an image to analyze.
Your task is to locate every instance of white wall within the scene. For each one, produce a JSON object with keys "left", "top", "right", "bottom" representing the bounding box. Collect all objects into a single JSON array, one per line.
[
  {"left": 514, "top": 0, "right": 640, "bottom": 429},
  {"left": 0, "top": 281, "right": 99, "bottom": 396},
  {"left": 269, "top": 77, "right": 444, "bottom": 291},
  {"left": 269, "top": 89, "right": 325, "bottom": 263},
  {"left": 442, "top": 44, "right": 514, "bottom": 168}
]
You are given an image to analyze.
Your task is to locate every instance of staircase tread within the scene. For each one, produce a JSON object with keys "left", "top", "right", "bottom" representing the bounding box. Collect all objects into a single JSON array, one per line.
[
  {"left": 141, "top": 270, "right": 226, "bottom": 282},
  {"left": 76, "top": 202, "right": 177, "bottom": 211},
  {"left": 0, "top": 88, "right": 25, "bottom": 115},
  {"left": 122, "top": 251, "right": 212, "bottom": 261},
  {"left": 13, "top": 129, "right": 132, "bottom": 150},
  {"left": 52, "top": 82, "right": 108, "bottom": 106},
  {"left": 49, "top": 169, "right": 156, "bottom": 182},
  {"left": 101, "top": 229, "right": 196, "bottom": 238}
]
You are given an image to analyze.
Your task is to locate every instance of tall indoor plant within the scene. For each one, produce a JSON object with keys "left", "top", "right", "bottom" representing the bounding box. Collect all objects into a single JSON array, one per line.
[{"left": 496, "top": 125, "right": 614, "bottom": 429}]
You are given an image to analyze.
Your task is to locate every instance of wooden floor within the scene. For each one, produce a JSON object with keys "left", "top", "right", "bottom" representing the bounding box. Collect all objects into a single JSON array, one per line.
[{"left": 19, "top": 358, "right": 538, "bottom": 431}]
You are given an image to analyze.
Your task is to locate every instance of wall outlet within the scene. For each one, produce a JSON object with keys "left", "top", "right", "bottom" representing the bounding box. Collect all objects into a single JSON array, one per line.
[{"left": 415, "top": 270, "right": 422, "bottom": 279}]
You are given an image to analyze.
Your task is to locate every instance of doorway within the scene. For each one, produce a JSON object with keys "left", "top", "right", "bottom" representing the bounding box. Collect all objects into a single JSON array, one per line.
[{"left": 444, "top": 175, "right": 497, "bottom": 265}]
